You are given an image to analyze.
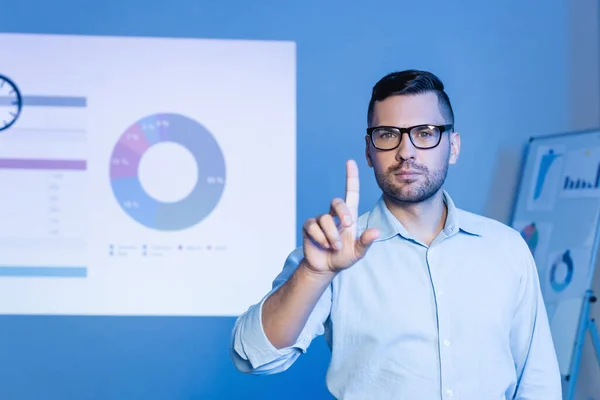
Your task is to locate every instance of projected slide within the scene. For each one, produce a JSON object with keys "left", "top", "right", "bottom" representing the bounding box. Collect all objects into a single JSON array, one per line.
[{"left": 0, "top": 33, "right": 296, "bottom": 316}]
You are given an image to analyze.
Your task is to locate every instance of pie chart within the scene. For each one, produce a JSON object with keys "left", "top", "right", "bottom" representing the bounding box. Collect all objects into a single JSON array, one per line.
[
  {"left": 519, "top": 222, "right": 539, "bottom": 255},
  {"left": 109, "top": 113, "right": 226, "bottom": 230}
]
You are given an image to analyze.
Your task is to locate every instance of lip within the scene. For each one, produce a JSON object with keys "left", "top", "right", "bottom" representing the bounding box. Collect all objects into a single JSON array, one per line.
[
  {"left": 394, "top": 170, "right": 421, "bottom": 182},
  {"left": 394, "top": 170, "right": 421, "bottom": 177}
]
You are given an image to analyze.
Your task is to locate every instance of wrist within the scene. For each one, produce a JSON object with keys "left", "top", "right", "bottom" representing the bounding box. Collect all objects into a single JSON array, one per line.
[{"left": 298, "top": 259, "right": 337, "bottom": 284}]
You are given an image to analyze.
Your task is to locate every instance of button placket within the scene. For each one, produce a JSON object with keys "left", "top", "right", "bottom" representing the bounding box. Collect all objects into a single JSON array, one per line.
[{"left": 426, "top": 247, "right": 457, "bottom": 399}]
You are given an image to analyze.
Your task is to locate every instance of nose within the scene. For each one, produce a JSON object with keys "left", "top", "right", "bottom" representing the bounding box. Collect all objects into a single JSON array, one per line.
[{"left": 395, "top": 132, "right": 417, "bottom": 161}]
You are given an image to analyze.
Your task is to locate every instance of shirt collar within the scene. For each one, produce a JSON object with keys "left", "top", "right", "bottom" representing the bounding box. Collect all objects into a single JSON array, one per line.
[
  {"left": 443, "top": 191, "right": 481, "bottom": 237},
  {"left": 365, "top": 190, "right": 482, "bottom": 242}
]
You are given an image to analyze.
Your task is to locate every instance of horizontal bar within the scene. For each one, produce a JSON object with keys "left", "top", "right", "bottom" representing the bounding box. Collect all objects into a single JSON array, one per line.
[
  {"left": 0, "top": 266, "right": 87, "bottom": 277},
  {"left": 0, "top": 96, "right": 18, "bottom": 107},
  {"left": 0, "top": 158, "right": 86, "bottom": 170},
  {"left": 0, "top": 95, "right": 87, "bottom": 107}
]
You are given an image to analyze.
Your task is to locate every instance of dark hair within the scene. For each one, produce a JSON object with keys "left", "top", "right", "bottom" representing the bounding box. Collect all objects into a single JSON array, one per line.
[{"left": 367, "top": 70, "right": 454, "bottom": 126}]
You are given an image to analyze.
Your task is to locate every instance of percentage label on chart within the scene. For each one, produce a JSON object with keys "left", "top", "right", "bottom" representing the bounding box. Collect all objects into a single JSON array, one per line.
[
  {"left": 207, "top": 176, "right": 224, "bottom": 184},
  {"left": 123, "top": 201, "right": 140, "bottom": 209},
  {"left": 112, "top": 158, "right": 130, "bottom": 166}
]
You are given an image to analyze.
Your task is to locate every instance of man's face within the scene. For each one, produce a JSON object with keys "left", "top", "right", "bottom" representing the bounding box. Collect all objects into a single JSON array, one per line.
[{"left": 365, "top": 92, "right": 460, "bottom": 204}]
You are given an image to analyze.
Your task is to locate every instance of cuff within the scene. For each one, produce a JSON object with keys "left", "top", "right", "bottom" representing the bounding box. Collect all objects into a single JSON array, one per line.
[{"left": 242, "top": 294, "right": 306, "bottom": 369}]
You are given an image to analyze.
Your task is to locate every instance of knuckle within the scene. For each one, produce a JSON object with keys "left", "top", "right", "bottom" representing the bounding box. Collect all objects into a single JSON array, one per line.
[
  {"left": 303, "top": 218, "right": 316, "bottom": 229},
  {"left": 331, "top": 197, "right": 343, "bottom": 206},
  {"left": 311, "top": 223, "right": 323, "bottom": 234},
  {"left": 307, "top": 222, "right": 322, "bottom": 235},
  {"left": 318, "top": 214, "right": 331, "bottom": 224}
]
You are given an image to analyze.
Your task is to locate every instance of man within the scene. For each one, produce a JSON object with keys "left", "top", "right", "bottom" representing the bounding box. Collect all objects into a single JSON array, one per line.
[{"left": 230, "top": 70, "right": 562, "bottom": 399}]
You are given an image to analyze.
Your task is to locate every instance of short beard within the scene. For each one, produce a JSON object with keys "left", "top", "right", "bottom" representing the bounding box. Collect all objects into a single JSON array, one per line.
[{"left": 375, "top": 153, "right": 450, "bottom": 204}]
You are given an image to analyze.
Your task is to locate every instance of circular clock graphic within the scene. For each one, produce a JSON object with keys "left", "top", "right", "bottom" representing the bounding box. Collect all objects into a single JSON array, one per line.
[
  {"left": 0, "top": 74, "right": 22, "bottom": 131},
  {"left": 109, "top": 113, "right": 226, "bottom": 231}
]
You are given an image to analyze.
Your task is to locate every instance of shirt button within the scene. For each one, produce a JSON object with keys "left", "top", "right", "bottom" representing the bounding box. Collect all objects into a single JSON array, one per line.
[
  {"left": 438, "top": 290, "right": 445, "bottom": 296},
  {"left": 445, "top": 389, "right": 454, "bottom": 397},
  {"left": 443, "top": 339, "right": 451, "bottom": 347}
]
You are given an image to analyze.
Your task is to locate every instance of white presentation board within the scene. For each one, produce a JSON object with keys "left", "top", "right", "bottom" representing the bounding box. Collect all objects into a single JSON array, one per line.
[
  {"left": 511, "top": 128, "right": 600, "bottom": 375},
  {"left": 0, "top": 33, "right": 296, "bottom": 316}
]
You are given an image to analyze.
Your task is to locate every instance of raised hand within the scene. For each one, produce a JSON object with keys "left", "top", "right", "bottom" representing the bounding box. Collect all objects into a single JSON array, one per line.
[{"left": 301, "top": 160, "right": 380, "bottom": 275}]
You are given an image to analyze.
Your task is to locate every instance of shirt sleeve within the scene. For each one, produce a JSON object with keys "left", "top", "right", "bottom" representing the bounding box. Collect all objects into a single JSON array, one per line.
[
  {"left": 510, "top": 233, "right": 563, "bottom": 400},
  {"left": 229, "top": 246, "right": 332, "bottom": 375}
]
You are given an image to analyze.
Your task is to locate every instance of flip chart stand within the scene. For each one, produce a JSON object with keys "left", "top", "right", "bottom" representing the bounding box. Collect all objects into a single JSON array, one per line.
[{"left": 566, "top": 290, "right": 600, "bottom": 400}]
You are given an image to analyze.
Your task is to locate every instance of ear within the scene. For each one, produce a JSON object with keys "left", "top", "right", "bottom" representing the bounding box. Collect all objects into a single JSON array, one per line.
[
  {"left": 365, "top": 136, "right": 374, "bottom": 167},
  {"left": 448, "top": 131, "right": 461, "bottom": 165}
]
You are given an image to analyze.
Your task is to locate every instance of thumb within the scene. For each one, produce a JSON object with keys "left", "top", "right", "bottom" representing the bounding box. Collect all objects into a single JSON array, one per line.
[{"left": 354, "top": 228, "right": 380, "bottom": 258}]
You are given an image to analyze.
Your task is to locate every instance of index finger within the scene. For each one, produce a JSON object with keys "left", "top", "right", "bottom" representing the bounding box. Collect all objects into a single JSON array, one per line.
[{"left": 345, "top": 159, "right": 360, "bottom": 221}]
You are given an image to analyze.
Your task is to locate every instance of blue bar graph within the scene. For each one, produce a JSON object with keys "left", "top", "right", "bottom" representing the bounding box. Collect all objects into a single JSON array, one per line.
[
  {"left": 563, "top": 163, "right": 600, "bottom": 190},
  {"left": 0, "top": 95, "right": 87, "bottom": 107}
]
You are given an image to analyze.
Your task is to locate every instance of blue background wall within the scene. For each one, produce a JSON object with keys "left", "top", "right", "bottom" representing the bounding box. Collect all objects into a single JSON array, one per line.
[{"left": 0, "top": 0, "right": 584, "bottom": 398}]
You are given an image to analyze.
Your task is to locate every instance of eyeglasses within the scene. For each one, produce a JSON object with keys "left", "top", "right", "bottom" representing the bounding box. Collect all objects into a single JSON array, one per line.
[{"left": 366, "top": 124, "right": 454, "bottom": 150}]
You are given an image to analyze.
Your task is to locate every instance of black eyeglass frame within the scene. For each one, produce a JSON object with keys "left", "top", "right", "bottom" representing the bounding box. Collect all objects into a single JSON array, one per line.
[{"left": 366, "top": 124, "right": 454, "bottom": 150}]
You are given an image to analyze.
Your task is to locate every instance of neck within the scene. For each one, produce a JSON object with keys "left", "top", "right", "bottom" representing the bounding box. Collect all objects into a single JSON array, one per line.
[{"left": 383, "top": 190, "right": 448, "bottom": 246}]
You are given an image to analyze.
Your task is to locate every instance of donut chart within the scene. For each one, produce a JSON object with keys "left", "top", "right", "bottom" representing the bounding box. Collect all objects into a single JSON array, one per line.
[
  {"left": 109, "top": 113, "right": 226, "bottom": 230},
  {"left": 550, "top": 249, "right": 574, "bottom": 292}
]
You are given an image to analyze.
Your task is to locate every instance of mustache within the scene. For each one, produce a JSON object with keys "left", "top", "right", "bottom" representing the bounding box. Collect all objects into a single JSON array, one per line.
[{"left": 388, "top": 161, "right": 428, "bottom": 173}]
